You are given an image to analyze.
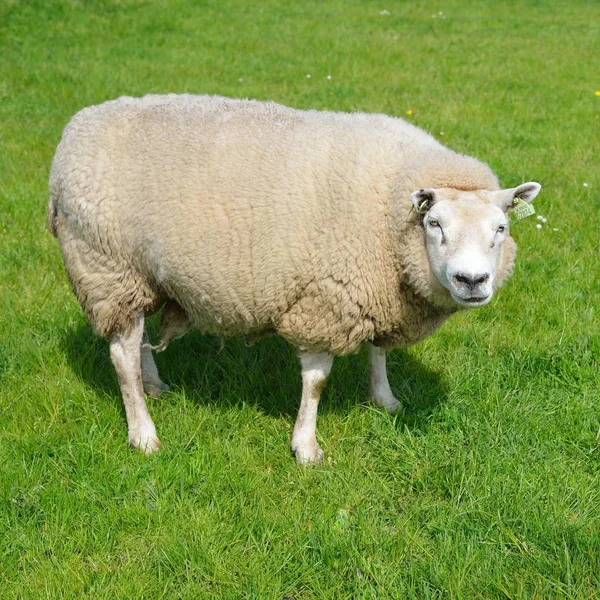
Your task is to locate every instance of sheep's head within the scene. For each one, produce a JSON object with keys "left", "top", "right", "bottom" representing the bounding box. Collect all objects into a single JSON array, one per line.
[{"left": 412, "top": 182, "right": 541, "bottom": 308}]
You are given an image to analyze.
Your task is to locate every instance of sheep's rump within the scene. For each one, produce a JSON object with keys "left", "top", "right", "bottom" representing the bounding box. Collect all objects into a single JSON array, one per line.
[{"left": 49, "top": 95, "right": 496, "bottom": 350}]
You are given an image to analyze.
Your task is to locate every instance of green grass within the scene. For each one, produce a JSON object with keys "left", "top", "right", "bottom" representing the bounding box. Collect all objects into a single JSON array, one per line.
[{"left": 1, "top": 0, "right": 599, "bottom": 597}]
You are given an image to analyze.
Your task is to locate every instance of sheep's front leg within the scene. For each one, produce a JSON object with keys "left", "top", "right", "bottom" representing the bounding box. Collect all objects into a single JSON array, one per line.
[
  {"left": 110, "top": 315, "right": 161, "bottom": 454},
  {"left": 368, "top": 344, "right": 402, "bottom": 414},
  {"left": 141, "top": 330, "right": 170, "bottom": 398},
  {"left": 291, "top": 352, "right": 334, "bottom": 465}
]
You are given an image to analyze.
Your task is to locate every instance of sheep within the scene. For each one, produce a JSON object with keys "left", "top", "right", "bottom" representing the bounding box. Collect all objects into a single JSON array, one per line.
[{"left": 48, "top": 94, "right": 541, "bottom": 464}]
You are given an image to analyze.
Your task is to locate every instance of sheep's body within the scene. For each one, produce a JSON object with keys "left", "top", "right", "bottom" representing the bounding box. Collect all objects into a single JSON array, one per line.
[{"left": 49, "top": 94, "right": 502, "bottom": 355}]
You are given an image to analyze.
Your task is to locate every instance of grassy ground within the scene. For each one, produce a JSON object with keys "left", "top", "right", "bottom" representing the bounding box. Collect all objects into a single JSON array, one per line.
[{"left": 1, "top": 0, "right": 599, "bottom": 597}]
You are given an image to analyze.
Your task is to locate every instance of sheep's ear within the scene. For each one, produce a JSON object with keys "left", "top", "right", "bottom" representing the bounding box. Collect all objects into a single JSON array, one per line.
[
  {"left": 492, "top": 182, "right": 542, "bottom": 213},
  {"left": 411, "top": 188, "right": 439, "bottom": 214}
]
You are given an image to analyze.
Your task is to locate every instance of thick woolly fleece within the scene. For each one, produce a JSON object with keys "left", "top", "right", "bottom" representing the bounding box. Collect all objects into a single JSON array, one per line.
[{"left": 48, "top": 94, "right": 516, "bottom": 354}]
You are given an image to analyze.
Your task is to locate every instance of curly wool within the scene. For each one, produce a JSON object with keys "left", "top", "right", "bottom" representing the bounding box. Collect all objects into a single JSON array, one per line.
[{"left": 49, "top": 94, "right": 515, "bottom": 354}]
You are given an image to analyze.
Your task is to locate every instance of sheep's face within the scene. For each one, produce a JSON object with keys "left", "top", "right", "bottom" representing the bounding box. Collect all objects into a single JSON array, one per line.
[{"left": 412, "top": 182, "right": 541, "bottom": 308}]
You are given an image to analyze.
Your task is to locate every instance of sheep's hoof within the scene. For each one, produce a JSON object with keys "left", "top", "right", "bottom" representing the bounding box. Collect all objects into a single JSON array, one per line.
[
  {"left": 129, "top": 431, "right": 161, "bottom": 455},
  {"left": 292, "top": 440, "right": 324, "bottom": 465},
  {"left": 143, "top": 380, "right": 170, "bottom": 398},
  {"left": 370, "top": 395, "right": 403, "bottom": 415},
  {"left": 383, "top": 398, "right": 403, "bottom": 415}
]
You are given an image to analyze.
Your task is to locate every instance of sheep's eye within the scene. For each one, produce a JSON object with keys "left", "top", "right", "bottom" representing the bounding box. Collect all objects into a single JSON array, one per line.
[
  {"left": 497, "top": 225, "right": 506, "bottom": 234},
  {"left": 428, "top": 219, "right": 440, "bottom": 228}
]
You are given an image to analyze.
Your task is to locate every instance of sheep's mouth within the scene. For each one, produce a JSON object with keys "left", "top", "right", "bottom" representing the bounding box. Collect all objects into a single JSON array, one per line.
[{"left": 452, "top": 293, "right": 491, "bottom": 308}]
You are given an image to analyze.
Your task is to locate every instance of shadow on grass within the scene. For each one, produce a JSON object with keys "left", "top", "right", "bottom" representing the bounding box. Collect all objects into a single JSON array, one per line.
[{"left": 61, "top": 318, "right": 447, "bottom": 429}]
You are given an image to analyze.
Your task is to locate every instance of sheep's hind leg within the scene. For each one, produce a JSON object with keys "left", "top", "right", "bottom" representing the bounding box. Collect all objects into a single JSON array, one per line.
[
  {"left": 141, "top": 330, "right": 170, "bottom": 398},
  {"left": 291, "top": 352, "right": 334, "bottom": 465},
  {"left": 368, "top": 344, "right": 402, "bottom": 414},
  {"left": 110, "top": 315, "right": 161, "bottom": 454}
]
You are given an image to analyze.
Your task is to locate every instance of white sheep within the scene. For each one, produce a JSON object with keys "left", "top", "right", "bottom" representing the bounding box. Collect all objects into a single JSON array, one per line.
[{"left": 48, "top": 94, "right": 541, "bottom": 463}]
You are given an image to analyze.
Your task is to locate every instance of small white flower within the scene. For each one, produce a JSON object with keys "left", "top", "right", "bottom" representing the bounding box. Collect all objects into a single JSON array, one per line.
[
  {"left": 583, "top": 182, "right": 589, "bottom": 187},
  {"left": 542, "top": 217, "right": 547, "bottom": 223},
  {"left": 238, "top": 78, "right": 243, "bottom": 83},
  {"left": 306, "top": 74, "right": 311, "bottom": 79},
  {"left": 439, "top": 131, "right": 444, "bottom": 135},
  {"left": 380, "top": 9, "right": 390, "bottom": 16},
  {"left": 326, "top": 75, "right": 332, "bottom": 80},
  {"left": 537, "top": 215, "right": 543, "bottom": 220},
  {"left": 553, "top": 228, "right": 559, "bottom": 231},
  {"left": 536, "top": 223, "right": 542, "bottom": 230}
]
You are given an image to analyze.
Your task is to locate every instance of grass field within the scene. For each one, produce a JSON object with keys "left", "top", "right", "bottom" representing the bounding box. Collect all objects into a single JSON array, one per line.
[{"left": 1, "top": 0, "right": 599, "bottom": 597}]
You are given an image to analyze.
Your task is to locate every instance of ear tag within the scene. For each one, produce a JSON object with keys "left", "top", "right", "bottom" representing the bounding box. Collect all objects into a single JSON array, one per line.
[
  {"left": 417, "top": 199, "right": 429, "bottom": 214},
  {"left": 513, "top": 197, "right": 536, "bottom": 220}
]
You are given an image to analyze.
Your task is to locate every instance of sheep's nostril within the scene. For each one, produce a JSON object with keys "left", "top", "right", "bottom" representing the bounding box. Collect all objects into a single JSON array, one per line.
[{"left": 452, "top": 273, "right": 489, "bottom": 288}]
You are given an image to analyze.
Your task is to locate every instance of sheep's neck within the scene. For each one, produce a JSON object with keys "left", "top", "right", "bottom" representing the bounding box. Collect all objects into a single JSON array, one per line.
[{"left": 373, "top": 217, "right": 459, "bottom": 349}]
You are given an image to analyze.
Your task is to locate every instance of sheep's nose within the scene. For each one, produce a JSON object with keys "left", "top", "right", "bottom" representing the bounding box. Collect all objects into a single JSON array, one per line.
[{"left": 452, "top": 273, "right": 489, "bottom": 288}]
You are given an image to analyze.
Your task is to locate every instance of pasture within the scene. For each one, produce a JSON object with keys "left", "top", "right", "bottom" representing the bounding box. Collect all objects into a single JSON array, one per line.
[{"left": 1, "top": 0, "right": 599, "bottom": 597}]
